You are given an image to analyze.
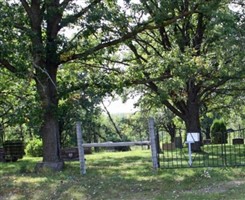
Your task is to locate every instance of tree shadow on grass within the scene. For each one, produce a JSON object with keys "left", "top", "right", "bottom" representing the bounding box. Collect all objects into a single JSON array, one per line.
[
  {"left": 0, "top": 157, "right": 40, "bottom": 175},
  {"left": 1, "top": 154, "right": 245, "bottom": 200}
]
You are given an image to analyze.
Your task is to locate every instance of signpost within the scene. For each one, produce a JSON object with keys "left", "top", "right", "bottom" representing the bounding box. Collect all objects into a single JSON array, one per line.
[{"left": 186, "top": 133, "right": 200, "bottom": 166}]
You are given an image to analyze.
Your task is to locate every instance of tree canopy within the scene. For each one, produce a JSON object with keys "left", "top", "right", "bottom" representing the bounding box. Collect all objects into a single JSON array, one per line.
[
  {"left": 116, "top": 0, "right": 245, "bottom": 136},
  {"left": 0, "top": 0, "right": 244, "bottom": 169}
]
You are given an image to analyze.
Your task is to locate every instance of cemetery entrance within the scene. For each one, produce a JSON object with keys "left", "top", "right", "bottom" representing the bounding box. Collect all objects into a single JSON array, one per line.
[{"left": 159, "top": 128, "right": 245, "bottom": 169}]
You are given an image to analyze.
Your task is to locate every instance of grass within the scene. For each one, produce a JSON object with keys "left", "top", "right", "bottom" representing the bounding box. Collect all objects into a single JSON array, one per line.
[{"left": 0, "top": 149, "right": 245, "bottom": 200}]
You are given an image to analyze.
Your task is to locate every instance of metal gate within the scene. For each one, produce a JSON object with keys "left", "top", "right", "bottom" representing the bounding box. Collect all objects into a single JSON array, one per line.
[{"left": 159, "top": 128, "right": 245, "bottom": 169}]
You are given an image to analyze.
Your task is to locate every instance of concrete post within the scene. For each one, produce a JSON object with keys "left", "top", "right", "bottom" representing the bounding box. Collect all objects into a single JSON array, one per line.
[
  {"left": 76, "top": 121, "right": 86, "bottom": 175},
  {"left": 148, "top": 117, "right": 159, "bottom": 170}
]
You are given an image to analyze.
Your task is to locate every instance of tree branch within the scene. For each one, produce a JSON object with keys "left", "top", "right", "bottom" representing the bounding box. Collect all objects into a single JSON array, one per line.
[
  {"left": 60, "top": 0, "right": 101, "bottom": 29},
  {"left": 60, "top": 0, "right": 73, "bottom": 8},
  {"left": 199, "top": 77, "right": 231, "bottom": 103},
  {"left": 60, "top": 8, "right": 197, "bottom": 63},
  {"left": 128, "top": 73, "right": 172, "bottom": 86},
  {"left": 102, "top": 101, "right": 123, "bottom": 139},
  {"left": 136, "top": 36, "right": 165, "bottom": 58},
  {"left": 20, "top": 0, "right": 32, "bottom": 17},
  {"left": 162, "top": 100, "right": 184, "bottom": 119},
  {"left": 127, "top": 70, "right": 184, "bottom": 119},
  {"left": 0, "top": 59, "right": 17, "bottom": 73},
  {"left": 127, "top": 42, "right": 148, "bottom": 62}
]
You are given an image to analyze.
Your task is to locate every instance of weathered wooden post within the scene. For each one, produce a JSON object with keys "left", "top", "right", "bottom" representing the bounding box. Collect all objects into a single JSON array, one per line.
[
  {"left": 76, "top": 121, "right": 86, "bottom": 175},
  {"left": 148, "top": 117, "right": 159, "bottom": 170}
]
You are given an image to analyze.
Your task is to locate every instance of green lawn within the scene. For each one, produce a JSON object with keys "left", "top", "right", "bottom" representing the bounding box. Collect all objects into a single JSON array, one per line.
[{"left": 0, "top": 149, "right": 245, "bottom": 200}]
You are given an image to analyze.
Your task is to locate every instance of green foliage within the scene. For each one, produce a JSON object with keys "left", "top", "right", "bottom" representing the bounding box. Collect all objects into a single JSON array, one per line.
[
  {"left": 0, "top": 0, "right": 244, "bottom": 163},
  {"left": 0, "top": 68, "right": 40, "bottom": 143},
  {"left": 211, "top": 119, "right": 227, "bottom": 144},
  {"left": 120, "top": 1, "right": 245, "bottom": 136},
  {"left": 0, "top": 2, "right": 30, "bottom": 77},
  {"left": 25, "top": 138, "right": 43, "bottom": 157}
]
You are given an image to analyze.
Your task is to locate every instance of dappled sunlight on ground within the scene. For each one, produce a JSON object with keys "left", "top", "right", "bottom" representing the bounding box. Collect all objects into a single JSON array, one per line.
[{"left": 0, "top": 150, "right": 245, "bottom": 200}]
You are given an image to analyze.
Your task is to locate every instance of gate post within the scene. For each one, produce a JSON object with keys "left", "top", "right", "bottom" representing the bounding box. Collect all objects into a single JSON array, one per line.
[
  {"left": 76, "top": 121, "right": 86, "bottom": 175},
  {"left": 148, "top": 118, "right": 159, "bottom": 170}
]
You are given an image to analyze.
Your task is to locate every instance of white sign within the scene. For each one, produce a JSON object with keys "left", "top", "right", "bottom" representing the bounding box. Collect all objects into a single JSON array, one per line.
[
  {"left": 186, "top": 132, "right": 200, "bottom": 143},
  {"left": 185, "top": 132, "right": 200, "bottom": 167}
]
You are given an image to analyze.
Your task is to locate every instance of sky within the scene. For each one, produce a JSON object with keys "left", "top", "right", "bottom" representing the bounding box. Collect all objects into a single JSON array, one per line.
[{"left": 103, "top": 96, "right": 139, "bottom": 114}]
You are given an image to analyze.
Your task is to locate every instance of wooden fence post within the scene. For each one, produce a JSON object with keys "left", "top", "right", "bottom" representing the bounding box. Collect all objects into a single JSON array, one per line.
[
  {"left": 148, "top": 117, "right": 159, "bottom": 170},
  {"left": 76, "top": 121, "right": 86, "bottom": 175}
]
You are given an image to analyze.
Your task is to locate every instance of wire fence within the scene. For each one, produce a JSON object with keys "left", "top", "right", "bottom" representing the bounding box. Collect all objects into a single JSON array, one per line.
[{"left": 159, "top": 128, "right": 245, "bottom": 169}]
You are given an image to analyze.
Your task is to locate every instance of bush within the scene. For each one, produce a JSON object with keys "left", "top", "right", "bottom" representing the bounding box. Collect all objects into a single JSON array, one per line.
[
  {"left": 106, "top": 136, "right": 131, "bottom": 152},
  {"left": 211, "top": 119, "right": 227, "bottom": 144},
  {"left": 25, "top": 138, "right": 43, "bottom": 157},
  {"left": 113, "top": 137, "right": 131, "bottom": 152}
]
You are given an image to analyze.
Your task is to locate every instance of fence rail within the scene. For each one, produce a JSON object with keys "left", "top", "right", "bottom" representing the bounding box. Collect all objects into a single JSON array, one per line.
[{"left": 82, "top": 141, "right": 150, "bottom": 147}]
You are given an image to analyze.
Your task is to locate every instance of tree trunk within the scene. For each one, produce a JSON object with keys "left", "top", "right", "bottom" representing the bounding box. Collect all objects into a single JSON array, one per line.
[
  {"left": 0, "top": 123, "right": 4, "bottom": 146},
  {"left": 28, "top": 0, "right": 64, "bottom": 170},
  {"left": 184, "top": 80, "right": 202, "bottom": 152},
  {"left": 41, "top": 109, "right": 61, "bottom": 162},
  {"left": 184, "top": 113, "right": 202, "bottom": 151},
  {"left": 184, "top": 103, "right": 200, "bottom": 133},
  {"left": 35, "top": 66, "right": 64, "bottom": 171},
  {"left": 166, "top": 122, "right": 176, "bottom": 143},
  {"left": 93, "top": 131, "right": 100, "bottom": 152}
]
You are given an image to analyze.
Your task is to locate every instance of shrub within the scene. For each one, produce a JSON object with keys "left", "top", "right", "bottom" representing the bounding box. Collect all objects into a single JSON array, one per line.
[
  {"left": 25, "top": 138, "right": 43, "bottom": 157},
  {"left": 113, "top": 137, "right": 131, "bottom": 152},
  {"left": 106, "top": 136, "right": 131, "bottom": 152},
  {"left": 211, "top": 119, "right": 227, "bottom": 144}
]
